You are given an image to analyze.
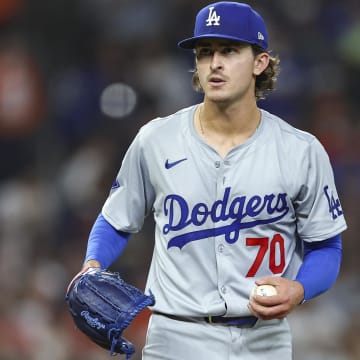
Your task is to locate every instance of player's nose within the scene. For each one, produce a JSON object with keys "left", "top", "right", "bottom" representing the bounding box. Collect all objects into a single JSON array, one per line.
[{"left": 210, "top": 52, "right": 224, "bottom": 71}]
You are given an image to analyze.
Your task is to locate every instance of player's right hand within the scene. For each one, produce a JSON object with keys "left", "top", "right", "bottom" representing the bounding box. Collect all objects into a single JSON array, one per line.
[{"left": 248, "top": 276, "right": 304, "bottom": 320}]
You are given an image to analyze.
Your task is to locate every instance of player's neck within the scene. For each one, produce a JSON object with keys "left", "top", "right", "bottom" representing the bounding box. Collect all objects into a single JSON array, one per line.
[
  {"left": 202, "top": 95, "right": 260, "bottom": 130},
  {"left": 195, "top": 100, "right": 261, "bottom": 157}
]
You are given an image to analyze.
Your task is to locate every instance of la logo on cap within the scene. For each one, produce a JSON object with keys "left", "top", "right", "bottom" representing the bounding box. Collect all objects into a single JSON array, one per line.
[
  {"left": 206, "top": 6, "right": 220, "bottom": 26},
  {"left": 177, "top": 2, "right": 269, "bottom": 50}
]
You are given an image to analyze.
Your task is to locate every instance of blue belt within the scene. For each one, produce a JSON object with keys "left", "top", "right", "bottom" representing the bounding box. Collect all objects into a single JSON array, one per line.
[
  {"left": 205, "top": 315, "right": 258, "bottom": 327},
  {"left": 154, "top": 312, "right": 258, "bottom": 327}
]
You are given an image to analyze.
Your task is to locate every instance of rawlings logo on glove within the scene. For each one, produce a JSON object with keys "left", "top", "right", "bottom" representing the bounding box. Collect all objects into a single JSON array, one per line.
[
  {"left": 80, "top": 310, "right": 106, "bottom": 329},
  {"left": 65, "top": 268, "right": 155, "bottom": 359}
]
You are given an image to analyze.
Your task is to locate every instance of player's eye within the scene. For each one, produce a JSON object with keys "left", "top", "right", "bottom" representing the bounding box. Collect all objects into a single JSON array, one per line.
[
  {"left": 221, "top": 47, "right": 237, "bottom": 55},
  {"left": 196, "top": 47, "right": 213, "bottom": 58}
]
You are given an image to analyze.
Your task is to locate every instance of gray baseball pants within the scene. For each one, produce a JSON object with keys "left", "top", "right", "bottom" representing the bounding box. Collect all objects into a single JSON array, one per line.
[{"left": 142, "top": 313, "right": 292, "bottom": 360}]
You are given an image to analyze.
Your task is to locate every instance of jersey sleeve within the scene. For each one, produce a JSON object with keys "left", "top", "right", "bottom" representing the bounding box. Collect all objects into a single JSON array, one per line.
[
  {"left": 294, "top": 138, "right": 347, "bottom": 242},
  {"left": 101, "top": 130, "right": 155, "bottom": 232}
]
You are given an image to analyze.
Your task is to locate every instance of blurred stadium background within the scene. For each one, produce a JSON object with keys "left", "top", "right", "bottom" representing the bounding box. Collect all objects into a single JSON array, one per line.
[{"left": 0, "top": 1, "right": 359, "bottom": 359}]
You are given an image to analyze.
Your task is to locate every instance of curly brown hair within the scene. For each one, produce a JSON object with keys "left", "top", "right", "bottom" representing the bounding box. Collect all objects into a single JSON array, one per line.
[{"left": 191, "top": 44, "right": 280, "bottom": 101}]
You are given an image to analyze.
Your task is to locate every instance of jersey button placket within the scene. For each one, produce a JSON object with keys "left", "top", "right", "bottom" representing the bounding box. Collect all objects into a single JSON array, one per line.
[
  {"left": 218, "top": 243, "right": 225, "bottom": 253},
  {"left": 222, "top": 160, "right": 230, "bottom": 186},
  {"left": 214, "top": 160, "right": 228, "bottom": 300}
]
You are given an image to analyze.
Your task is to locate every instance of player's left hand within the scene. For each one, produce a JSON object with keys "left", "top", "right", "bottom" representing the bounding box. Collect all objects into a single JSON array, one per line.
[{"left": 248, "top": 276, "right": 304, "bottom": 320}]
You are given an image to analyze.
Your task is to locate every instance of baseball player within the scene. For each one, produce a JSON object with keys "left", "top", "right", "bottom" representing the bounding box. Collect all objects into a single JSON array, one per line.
[{"left": 72, "top": 2, "right": 347, "bottom": 359}]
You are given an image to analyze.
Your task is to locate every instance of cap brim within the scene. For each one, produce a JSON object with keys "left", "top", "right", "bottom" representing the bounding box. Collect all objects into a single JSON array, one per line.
[{"left": 178, "top": 34, "right": 258, "bottom": 49}]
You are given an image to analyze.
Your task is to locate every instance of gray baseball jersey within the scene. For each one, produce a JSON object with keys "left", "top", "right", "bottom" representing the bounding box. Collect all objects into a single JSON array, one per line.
[{"left": 102, "top": 104, "right": 347, "bottom": 317}]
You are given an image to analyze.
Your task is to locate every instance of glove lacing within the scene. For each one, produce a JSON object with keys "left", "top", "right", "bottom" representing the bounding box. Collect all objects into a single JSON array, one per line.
[{"left": 108, "top": 328, "right": 132, "bottom": 359}]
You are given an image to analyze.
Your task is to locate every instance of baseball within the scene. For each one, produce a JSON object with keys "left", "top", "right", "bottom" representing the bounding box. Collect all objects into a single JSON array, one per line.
[{"left": 250, "top": 284, "right": 277, "bottom": 299}]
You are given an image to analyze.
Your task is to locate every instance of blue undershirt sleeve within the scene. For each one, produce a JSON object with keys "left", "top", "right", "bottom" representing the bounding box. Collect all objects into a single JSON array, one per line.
[
  {"left": 295, "top": 234, "right": 342, "bottom": 302},
  {"left": 84, "top": 213, "right": 130, "bottom": 269}
]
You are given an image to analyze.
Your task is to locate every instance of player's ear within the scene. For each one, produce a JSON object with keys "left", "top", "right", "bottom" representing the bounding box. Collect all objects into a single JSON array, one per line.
[
  {"left": 253, "top": 52, "right": 270, "bottom": 76},
  {"left": 192, "top": 68, "right": 203, "bottom": 93}
]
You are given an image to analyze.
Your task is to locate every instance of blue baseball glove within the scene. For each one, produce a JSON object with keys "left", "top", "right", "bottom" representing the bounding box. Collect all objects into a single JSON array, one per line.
[{"left": 65, "top": 268, "right": 155, "bottom": 359}]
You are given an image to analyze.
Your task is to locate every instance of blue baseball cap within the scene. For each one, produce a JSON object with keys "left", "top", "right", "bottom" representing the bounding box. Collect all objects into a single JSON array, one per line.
[{"left": 178, "top": 2, "right": 268, "bottom": 50}]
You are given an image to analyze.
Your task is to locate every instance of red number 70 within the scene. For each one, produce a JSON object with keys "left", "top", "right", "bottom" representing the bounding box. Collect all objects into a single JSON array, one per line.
[{"left": 245, "top": 233, "right": 285, "bottom": 277}]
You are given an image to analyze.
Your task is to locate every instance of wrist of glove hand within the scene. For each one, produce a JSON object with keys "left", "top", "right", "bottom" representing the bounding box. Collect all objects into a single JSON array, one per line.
[{"left": 66, "top": 265, "right": 100, "bottom": 295}]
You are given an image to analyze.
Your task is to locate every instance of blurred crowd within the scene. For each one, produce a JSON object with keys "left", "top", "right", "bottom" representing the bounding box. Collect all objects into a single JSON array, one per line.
[{"left": 0, "top": 0, "right": 359, "bottom": 359}]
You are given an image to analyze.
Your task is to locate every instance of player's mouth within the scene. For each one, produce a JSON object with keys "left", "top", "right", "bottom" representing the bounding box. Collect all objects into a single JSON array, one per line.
[{"left": 208, "top": 75, "right": 226, "bottom": 87}]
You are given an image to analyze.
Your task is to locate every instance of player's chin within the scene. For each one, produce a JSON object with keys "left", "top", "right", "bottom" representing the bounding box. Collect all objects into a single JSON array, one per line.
[{"left": 205, "top": 92, "right": 233, "bottom": 104}]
